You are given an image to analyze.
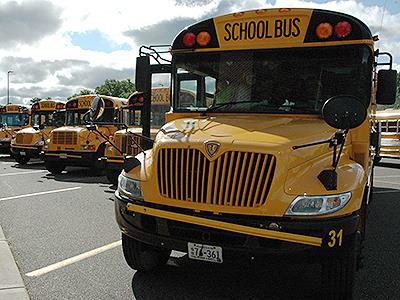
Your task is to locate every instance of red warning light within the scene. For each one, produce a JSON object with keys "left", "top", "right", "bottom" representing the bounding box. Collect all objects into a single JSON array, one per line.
[
  {"left": 335, "top": 21, "right": 352, "bottom": 38},
  {"left": 183, "top": 32, "right": 196, "bottom": 47}
]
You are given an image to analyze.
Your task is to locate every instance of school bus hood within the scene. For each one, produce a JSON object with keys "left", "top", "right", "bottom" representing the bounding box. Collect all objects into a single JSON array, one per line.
[
  {"left": 51, "top": 126, "right": 86, "bottom": 133},
  {"left": 157, "top": 115, "right": 338, "bottom": 167}
]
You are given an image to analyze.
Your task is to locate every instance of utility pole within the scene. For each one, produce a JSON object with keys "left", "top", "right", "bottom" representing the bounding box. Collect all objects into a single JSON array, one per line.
[{"left": 7, "top": 70, "right": 13, "bottom": 105}]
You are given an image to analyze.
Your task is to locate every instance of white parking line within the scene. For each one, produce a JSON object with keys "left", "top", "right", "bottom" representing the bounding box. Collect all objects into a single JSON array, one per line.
[
  {"left": 375, "top": 179, "right": 400, "bottom": 186},
  {"left": 0, "top": 170, "right": 47, "bottom": 177},
  {"left": 0, "top": 187, "right": 81, "bottom": 202},
  {"left": 375, "top": 175, "right": 400, "bottom": 178},
  {"left": 25, "top": 240, "right": 122, "bottom": 277}
]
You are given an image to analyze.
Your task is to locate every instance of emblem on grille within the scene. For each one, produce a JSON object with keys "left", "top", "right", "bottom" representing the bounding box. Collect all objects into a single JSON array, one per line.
[{"left": 205, "top": 141, "right": 220, "bottom": 157}]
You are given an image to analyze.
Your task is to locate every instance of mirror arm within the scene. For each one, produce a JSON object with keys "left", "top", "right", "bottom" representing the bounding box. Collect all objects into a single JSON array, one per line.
[
  {"left": 87, "top": 124, "right": 124, "bottom": 156},
  {"left": 292, "top": 138, "right": 332, "bottom": 150}
]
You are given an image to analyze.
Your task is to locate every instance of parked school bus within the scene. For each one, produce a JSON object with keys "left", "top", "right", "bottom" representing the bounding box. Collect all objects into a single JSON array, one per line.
[
  {"left": 374, "top": 109, "right": 400, "bottom": 161},
  {"left": 44, "top": 95, "right": 127, "bottom": 174},
  {"left": 0, "top": 104, "right": 30, "bottom": 153},
  {"left": 11, "top": 100, "right": 65, "bottom": 164},
  {"left": 100, "top": 8, "right": 397, "bottom": 299},
  {"left": 102, "top": 87, "right": 190, "bottom": 184}
]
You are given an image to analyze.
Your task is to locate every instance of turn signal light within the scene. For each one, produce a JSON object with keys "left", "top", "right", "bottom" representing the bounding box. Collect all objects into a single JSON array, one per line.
[
  {"left": 335, "top": 21, "right": 352, "bottom": 38},
  {"left": 316, "top": 22, "right": 333, "bottom": 39}
]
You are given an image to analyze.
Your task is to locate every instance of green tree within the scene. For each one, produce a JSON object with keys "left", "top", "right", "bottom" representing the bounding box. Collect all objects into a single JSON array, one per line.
[
  {"left": 94, "top": 79, "right": 135, "bottom": 98},
  {"left": 30, "top": 97, "right": 41, "bottom": 104},
  {"left": 68, "top": 88, "right": 94, "bottom": 100}
]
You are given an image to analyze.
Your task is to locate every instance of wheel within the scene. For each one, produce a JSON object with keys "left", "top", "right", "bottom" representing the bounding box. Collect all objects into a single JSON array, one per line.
[
  {"left": 321, "top": 234, "right": 358, "bottom": 300},
  {"left": 106, "top": 169, "right": 120, "bottom": 185},
  {"left": 122, "top": 233, "right": 171, "bottom": 272},
  {"left": 14, "top": 155, "right": 30, "bottom": 165},
  {"left": 45, "top": 161, "right": 65, "bottom": 174}
]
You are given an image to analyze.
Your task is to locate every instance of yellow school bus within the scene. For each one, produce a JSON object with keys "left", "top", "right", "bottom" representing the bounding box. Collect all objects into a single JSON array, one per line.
[
  {"left": 11, "top": 100, "right": 65, "bottom": 164},
  {"left": 44, "top": 95, "right": 127, "bottom": 174},
  {"left": 102, "top": 88, "right": 190, "bottom": 184},
  {"left": 0, "top": 104, "right": 30, "bottom": 153},
  {"left": 112, "top": 8, "right": 397, "bottom": 299},
  {"left": 375, "top": 109, "right": 400, "bottom": 161}
]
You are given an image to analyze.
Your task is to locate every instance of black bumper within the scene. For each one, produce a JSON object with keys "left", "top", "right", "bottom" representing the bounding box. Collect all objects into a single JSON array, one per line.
[
  {"left": 115, "top": 193, "right": 360, "bottom": 257},
  {"left": 44, "top": 151, "right": 101, "bottom": 167},
  {"left": 0, "top": 141, "right": 11, "bottom": 150},
  {"left": 11, "top": 146, "right": 42, "bottom": 158}
]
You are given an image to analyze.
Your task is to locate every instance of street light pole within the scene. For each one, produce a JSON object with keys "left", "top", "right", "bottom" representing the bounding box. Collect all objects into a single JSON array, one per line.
[{"left": 7, "top": 70, "right": 13, "bottom": 105}]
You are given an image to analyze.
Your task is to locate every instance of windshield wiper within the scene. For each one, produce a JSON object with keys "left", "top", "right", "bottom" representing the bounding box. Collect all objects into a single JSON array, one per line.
[{"left": 207, "top": 101, "right": 259, "bottom": 112}]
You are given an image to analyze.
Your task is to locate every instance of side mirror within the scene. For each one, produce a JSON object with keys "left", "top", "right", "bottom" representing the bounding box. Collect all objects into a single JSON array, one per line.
[
  {"left": 89, "top": 96, "right": 105, "bottom": 121},
  {"left": 322, "top": 95, "right": 367, "bottom": 130},
  {"left": 376, "top": 69, "right": 397, "bottom": 105}
]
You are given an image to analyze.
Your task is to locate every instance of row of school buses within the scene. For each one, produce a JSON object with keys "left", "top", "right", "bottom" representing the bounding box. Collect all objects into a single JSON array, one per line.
[
  {"left": 0, "top": 7, "right": 399, "bottom": 299},
  {"left": 0, "top": 88, "right": 173, "bottom": 183}
]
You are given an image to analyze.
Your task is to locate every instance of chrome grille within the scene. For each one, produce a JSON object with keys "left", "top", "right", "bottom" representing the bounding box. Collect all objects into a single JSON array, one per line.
[
  {"left": 115, "top": 134, "right": 141, "bottom": 156},
  {"left": 15, "top": 133, "right": 33, "bottom": 145},
  {"left": 157, "top": 149, "right": 276, "bottom": 208},
  {"left": 53, "top": 132, "right": 77, "bottom": 145}
]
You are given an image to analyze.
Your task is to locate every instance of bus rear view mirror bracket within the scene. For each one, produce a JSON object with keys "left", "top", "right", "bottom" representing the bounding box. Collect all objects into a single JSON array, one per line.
[{"left": 293, "top": 95, "right": 367, "bottom": 190}]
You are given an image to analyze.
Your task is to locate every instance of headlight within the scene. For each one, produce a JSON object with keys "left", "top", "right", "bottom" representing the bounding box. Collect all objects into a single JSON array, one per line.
[
  {"left": 80, "top": 144, "right": 96, "bottom": 150},
  {"left": 285, "top": 192, "right": 352, "bottom": 216},
  {"left": 35, "top": 140, "right": 45, "bottom": 147},
  {"left": 118, "top": 174, "right": 144, "bottom": 200}
]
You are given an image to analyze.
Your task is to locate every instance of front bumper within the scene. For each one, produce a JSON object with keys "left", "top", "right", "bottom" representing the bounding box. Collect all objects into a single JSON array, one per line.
[
  {"left": 0, "top": 141, "right": 11, "bottom": 150},
  {"left": 115, "top": 191, "right": 360, "bottom": 257},
  {"left": 98, "top": 156, "right": 123, "bottom": 170},
  {"left": 11, "top": 145, "right": 42, "bottom": 158},
  {"left": 44, "top": 150, "right": 101, "bottom": 167}
]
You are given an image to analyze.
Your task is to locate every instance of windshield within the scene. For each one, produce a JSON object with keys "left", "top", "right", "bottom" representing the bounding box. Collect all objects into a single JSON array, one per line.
[
  {"left": 173, "top": 45, "right": 372, "bottom": 114},
  {"left": 31, "top": 112, "right": 60, "bottom": 126},
  {"left": 66, "top": 108, "right": 115, "bottom": 126},
  {"left": 2, "top": 113, "right": 28, "bottom": 126},
  {"left": 151, "top": 104, "right": 170, "bottom": 128}
]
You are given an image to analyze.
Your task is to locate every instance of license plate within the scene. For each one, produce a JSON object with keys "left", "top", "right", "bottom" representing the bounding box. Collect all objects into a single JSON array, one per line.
[
  {"left": 188, "top": 243, "right": 223, "bottom": 263},
  {"left": 59, "top": 154, "right": 67, "bottom": 159},
  {"left": 20, "top": 151, "right": 26, "bottom": 156}
]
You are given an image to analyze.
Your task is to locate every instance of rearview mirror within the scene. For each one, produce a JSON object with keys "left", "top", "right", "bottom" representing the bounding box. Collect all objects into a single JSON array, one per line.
[
  {"left": 376, "top": 69, "right": 397, "bottom": 105},
  {"left": 322, "top": 95, "right": 367, "bottom": 130},
  {"left": 89, "top": 96, "right": 105, "bottom": 121}
]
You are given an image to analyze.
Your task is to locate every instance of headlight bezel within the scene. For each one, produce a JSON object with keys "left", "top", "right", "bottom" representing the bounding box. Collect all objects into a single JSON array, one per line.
[
  {"left": 285, "top": 192, "right": 352, "bottom": 216},
  {"left": 118, "top": 174, "right": 144, "bottom": 201}
]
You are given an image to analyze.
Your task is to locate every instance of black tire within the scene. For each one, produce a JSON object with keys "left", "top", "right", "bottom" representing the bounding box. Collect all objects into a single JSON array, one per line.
[
  {"left": 14, "top": 155, "right": 30, "bottom": 165},
  {"left": 122, "top": 233, "right": 171, "bottom": 272},
  {"left": 105, "top": 169, "right": 120, "bottom": 185},
  {"left": 45, "top": 161, "right": 65, "bottom": 174},
  {"left": 321, "top": 234, "right": 358, "bottom": 300}
]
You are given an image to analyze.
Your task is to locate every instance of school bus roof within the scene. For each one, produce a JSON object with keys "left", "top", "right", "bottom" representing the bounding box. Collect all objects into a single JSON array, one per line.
[
  {"left": 0, "top": 104, "right": 30, "bottom": 113},
  {"left": 171, "top": 8, "right": 373, "bottom": 52},
  {"left": 66, "top": 94, "right": 128, "bottom": 109},
  {"left": 31, "top": 99, "right": 66, "bottom": 111}
]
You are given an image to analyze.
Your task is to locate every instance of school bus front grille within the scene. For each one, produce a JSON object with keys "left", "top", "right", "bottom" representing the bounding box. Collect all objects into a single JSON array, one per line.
[
  {"left": 114, "top": 134, "right": 141, "bottom": 156},
  {"left": 157, "top": 149, "right": 276, "bottom": 208},
  {"left": 15, "top": 133, "right": 33, "bottom": 145},
  {"left": 52, "top": 132, "right": 77, "bottom": 145}
]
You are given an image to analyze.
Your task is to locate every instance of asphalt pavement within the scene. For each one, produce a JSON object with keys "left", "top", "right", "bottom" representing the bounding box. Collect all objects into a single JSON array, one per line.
[{"left": 0, "top": 154, "right": 399, "bottom": 300}]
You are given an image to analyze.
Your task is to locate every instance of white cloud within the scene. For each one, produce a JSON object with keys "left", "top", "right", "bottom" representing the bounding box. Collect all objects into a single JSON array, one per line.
[{"left": 0, "top": 0, "right": 398, "bottom": 105}]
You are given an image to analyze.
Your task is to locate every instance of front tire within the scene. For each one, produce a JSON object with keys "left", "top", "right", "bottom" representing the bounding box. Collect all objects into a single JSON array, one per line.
[
  {"left": 14, "top": 155, "right": 30, "bottom": 165},
  {"left": 321, "top": 234, "right": 358, "bottom": 300},
  {"left": 105, "top": 169, "right": 120, "bottom": 185},
  {"left": 45, "top": 161, "right": 65, "bottom": 174},
  {"left": 122, "top": 233, "right": 171, "bottom": 272}
]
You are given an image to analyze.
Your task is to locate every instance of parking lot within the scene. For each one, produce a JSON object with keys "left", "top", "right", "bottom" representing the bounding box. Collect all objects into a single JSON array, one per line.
[{"left": 0, "top": 154, "right": 399, "bottom": 300}]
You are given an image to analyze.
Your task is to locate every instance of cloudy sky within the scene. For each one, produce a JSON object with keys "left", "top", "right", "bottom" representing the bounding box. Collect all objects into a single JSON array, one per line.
[{"left": 0, "top": 0, "right": 399, "bottom": 105}]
